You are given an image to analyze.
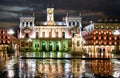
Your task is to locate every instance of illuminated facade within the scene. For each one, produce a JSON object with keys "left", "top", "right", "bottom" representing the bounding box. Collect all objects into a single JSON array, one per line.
[
  {"left": 18, "top": 7, "right": 83, "bottom": 52},
  {"left": 82, "top": 22, "right": 120, "bottom": 57}
]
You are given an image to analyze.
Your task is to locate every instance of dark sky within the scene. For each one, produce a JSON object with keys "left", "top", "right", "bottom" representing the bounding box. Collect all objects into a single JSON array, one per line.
[{"left": 0, "top": 0, "right": 120, "bottom": 28}]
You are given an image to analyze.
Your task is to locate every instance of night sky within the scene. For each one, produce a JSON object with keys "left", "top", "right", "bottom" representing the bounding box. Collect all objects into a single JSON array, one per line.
[{"left": 0, "top": 0, "right": 120, "bottom": 28}]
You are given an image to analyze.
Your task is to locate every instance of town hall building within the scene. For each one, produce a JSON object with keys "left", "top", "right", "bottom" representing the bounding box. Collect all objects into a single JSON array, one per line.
[{"left": 18, "top": 7, "right": 83, "bottom": 52}]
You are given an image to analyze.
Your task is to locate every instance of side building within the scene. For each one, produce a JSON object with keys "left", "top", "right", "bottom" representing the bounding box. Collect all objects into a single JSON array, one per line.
[
  {"left": 0, "top": 29, "right": 17, "bottom": 57},
  {"left": 0, "top": 29, "right": 13, "bottom": 50},
  {"left": 82, "top": 22, "right": 120, "bottom": 57}
]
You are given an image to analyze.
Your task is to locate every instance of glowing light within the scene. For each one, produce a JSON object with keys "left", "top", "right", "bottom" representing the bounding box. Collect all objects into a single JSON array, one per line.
[
  {"left": 8, "top": 29, "right": 14, "bottom": 35},
  {"left": 27, "top": 38, "right": 32, "bottom": 42},
  {"left": 43, "top": 52, "right": 46, "bottom": 57},
  {"left": 51, "top": 64, "right": 56, "bottom": 73},
  {"left": 113, "top": 30, "right": 120, "bottom": 35},
  {"left": 50, "top": 43, "right": 52, "bottom": 45},
  {"left": 57, "top": 42, "right": 59, "bottom": 45},
  {"left": 57, "top": 52, "right": 61, "bottom": 57},
  {"left": 50, "top": 52, "right": 53, "bottom": 58},
  {"left": 64, "top": 62, "right": 71, "bottom": 72},
  {"left": 43, "top": 43, "right": 45, "bottom": 45},
  {"left": 7, "top": 70, "right": 14, "bottom": 78},
  {"left": 58, "top": 65, "right": 62, "bottom": 73},
  {"left": 113, "top": 71, "right": 120, "bottom": 78},
  {"left": 45, "top": 64, "right": 50, "bottom": 72}
]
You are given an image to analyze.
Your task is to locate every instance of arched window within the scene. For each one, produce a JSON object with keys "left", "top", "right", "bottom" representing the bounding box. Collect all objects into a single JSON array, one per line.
[
  {"left": 69, "top": 22, "right": 71, "bottom": 26},
  {"left": 36, "top": 32, "right": 39, "bottom": 38},
  {"left": 30, "top": 22, "right": 32, "bottom": 26},
  {"left": 56, "top": 32, "right": 58, "bottom": 38},
  {"left": 73, "top": 22, "right": 75, "bottom": 26},
  {"left": 49, "top": 32, "right": 52, "bottom": 38},
  {"left": 62, "top": 32, "right": 65, "bottom": 38},
  {"left": 69, "top": 30, "right": 72, "bottom": 36},
  {"left": 26, "top": 22, "right": 28, "bottom": 26},
  {"left": 42, "top": 32, "right": 45, "bottom": 38}
]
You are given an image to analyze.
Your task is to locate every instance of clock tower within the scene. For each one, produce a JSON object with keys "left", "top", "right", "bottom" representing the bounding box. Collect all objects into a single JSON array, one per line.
[{"left": 47, "top": 8, "right": 55, "bottom": 26}]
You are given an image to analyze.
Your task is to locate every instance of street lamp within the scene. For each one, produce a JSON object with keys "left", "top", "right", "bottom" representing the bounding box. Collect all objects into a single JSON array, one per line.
[
  {"left": 113, "top": 30, "right": 120, "bottom": 54},
  {"left": 7, "top": 29, "right": 15, "bottom": 56},
  {"left": 8, "top": 29, "right": 14, "bottom": 49},
  {"left": 113, "top": 30, "right": 120, "bottom": 35},
  {"left": 8, "top": 29, "right": 14, "bottom": 35}
]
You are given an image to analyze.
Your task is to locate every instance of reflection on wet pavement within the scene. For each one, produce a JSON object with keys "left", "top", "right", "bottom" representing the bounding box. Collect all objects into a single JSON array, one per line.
[{"left": 0, "top": 52, "right": 120, "bottom": 78}]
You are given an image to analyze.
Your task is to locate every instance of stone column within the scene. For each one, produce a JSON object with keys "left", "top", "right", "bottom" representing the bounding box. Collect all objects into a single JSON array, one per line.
[
  {"left": 46, "top": 41, "right": 49, "bottom": 51},
  {"left": 71, "top": 21, "right": 73, "bottom": 26},
  {"left": 61, "top": 41, "right": 63, "bottom": 51},
  {"left": 39, "top": 41, "right": 42, "bottom": 51},
  {"left": 29, "top": 22, "right": 31, "bottom": 26},
  {"left": 66, "top": 18, "right": 69, "bottom": 27},
  {"left": 58, "top": 29, "right": 61, "bottom": 38},
  {"left": 65, "top": 29, "right": 69, "bottom": 38},
  {"left": 54, "top": 41, "right": 56, "bottom": 51},
  {"left": 32, "top": 27, "right": 35, "bottom": 38},
  {"left": 46, "top": 30, "right": 49, "bottom": 38},
  {"left": 79, "top": 21, "right": 82, "bottom": 37},
  {"left": 52, "top": 29, "right": 55, "bottom": 38},
  {"left": 59, "top": 41, "right": 61, "bottom": 51},
  {"left": 32, "top": 21, "right": 34, "bottom": 26},
  {"left": 20, "top": 21, "right": 22, "bottom": 27},
  {"left": 24, "top": 22, "right": 26, "bottom": 27}
]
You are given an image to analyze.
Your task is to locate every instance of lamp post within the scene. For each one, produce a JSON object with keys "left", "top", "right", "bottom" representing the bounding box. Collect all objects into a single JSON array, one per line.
[
  {"left": 7, "top": 29, "right": 14, "bottom": 57},
  {"left": 8, "top": 29, "right": 14, "bottom": 49},
  {"left": 113, "top": 30, "right": 120, "bottom": 54}
]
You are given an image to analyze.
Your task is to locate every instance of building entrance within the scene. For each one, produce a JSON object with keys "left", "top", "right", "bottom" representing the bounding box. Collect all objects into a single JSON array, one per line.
[
  {"left": 49, "top": 42, "right": 52, "bottom": 51},
  {"left": 56, "top": 42, "right": 59, "bottom": 51},
  {"left": 42, "top": 42, "right": 46, "bottom": 51}
]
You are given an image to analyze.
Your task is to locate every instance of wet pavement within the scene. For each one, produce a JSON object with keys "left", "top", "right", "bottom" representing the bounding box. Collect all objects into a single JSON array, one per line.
[{"left": 0, "top": 52, "right": 120, "bottom": 78}]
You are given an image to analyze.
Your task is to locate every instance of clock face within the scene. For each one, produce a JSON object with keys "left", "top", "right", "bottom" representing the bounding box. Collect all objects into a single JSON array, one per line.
[{"left": 48, "top": 9, "right": 53, "bottom": 14}]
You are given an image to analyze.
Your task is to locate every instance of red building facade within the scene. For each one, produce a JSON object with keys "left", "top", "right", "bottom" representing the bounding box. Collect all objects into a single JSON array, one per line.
[
  {"left": 82, "top": 23, "right": 120, "bottom": 57},
  {"left": 0, "top": 29, "right": 13, "bottom": 50}
]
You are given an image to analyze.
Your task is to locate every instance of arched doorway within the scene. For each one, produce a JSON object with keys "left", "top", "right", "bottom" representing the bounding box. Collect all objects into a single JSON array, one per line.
[
  {"left": 62, "top": 32, "right": 65, "bottom": 38},
  {"left": 42, "top": 41, "right": 46, "bottom": 51},
  {"left": 49, "top": 42, "right": 53, "bottom": 51},
  {"left": 56, "top": 41, "right": 59, "bottom": 51}
]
